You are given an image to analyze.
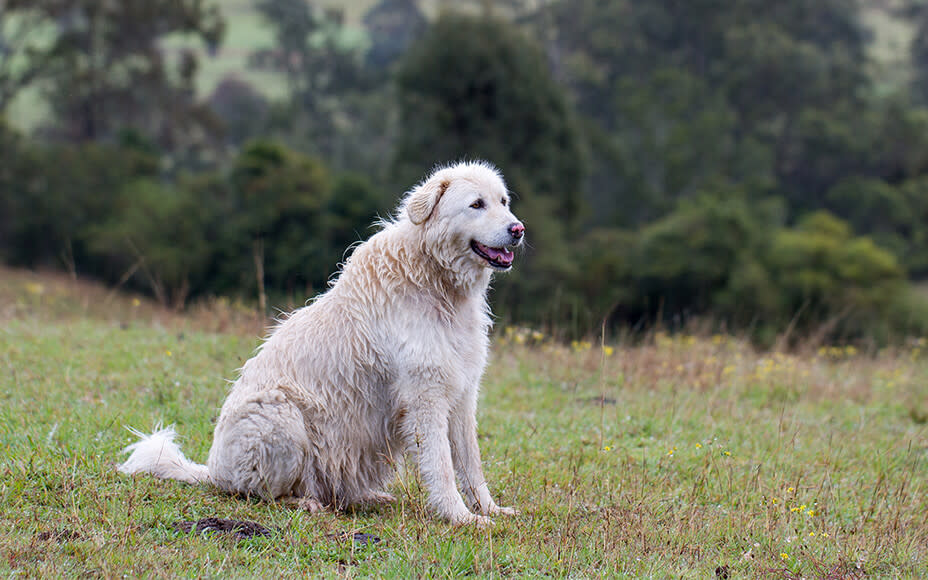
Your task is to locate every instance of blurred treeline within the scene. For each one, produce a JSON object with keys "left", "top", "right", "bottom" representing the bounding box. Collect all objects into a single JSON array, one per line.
[{"left": 3, "top": 0, "right": 928, "bottom": 343}]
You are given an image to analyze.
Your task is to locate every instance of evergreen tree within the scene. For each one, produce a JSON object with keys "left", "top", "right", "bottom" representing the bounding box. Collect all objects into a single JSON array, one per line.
[{"left": 395, "top": 12, "right": 584, "bottom": 226}]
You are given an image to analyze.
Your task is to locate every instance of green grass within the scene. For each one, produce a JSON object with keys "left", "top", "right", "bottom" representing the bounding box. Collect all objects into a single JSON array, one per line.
[{"left": 1, "top": 272, "right": 927, "bottom": 577}]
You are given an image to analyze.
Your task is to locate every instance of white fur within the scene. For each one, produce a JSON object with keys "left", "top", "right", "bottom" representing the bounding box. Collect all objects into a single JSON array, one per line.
[
  {"left": 120, "top": 161, "right": 523, "bottom": 525},
  {"left": 118, "top": 426, "right": 208, "bottom": 484}
]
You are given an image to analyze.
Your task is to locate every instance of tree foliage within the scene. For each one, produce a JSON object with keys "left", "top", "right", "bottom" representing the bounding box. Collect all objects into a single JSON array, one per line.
[
  {"left": 395, "top": 13, "right": 584, "bottom": 225},
  {"left": 27, "top": 0, "right": 225, "bottom": 154},
  {"left": 4, "top": 1, "right": 928, "bottom": 341}
]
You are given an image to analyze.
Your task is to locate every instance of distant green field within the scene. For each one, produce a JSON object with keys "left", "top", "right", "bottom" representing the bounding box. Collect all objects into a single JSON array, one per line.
[{"left": 1, "top": 268, "right": 926, "bottom": 577}]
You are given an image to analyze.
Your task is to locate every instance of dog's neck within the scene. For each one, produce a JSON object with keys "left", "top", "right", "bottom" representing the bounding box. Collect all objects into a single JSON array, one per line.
[
  {"left": 407, "top": 242, "right": 492, "bottom": 317},
  {"left": 341, "top": 224, "right": 493, "bottom": 316},
  {"left": 377, "top": 222, "right": 493, "bottom": 321}
]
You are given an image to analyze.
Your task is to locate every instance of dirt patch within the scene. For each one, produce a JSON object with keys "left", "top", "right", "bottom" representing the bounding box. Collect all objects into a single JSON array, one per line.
[
  {"left": 327, "top": 531, "right": 382, "bottom": 546},
  {"left": 576, "top": 396, "right": 617, "bottom": 405},
  {"left": 36, "top": 529, "right": 83, "bottom": 543},
  {"left": 173, "top": 517, "right": 275, "bottom": 539}
]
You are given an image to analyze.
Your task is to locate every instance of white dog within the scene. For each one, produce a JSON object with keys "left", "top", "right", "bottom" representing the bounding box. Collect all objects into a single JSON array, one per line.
[{"left": 119, "top": 161, "right": 524, "bottom": 525}]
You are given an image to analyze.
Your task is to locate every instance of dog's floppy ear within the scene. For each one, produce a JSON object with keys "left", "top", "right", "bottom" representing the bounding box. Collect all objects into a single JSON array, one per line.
[{"left": 407, "top": 176, "right": 450, "bottom": 225}]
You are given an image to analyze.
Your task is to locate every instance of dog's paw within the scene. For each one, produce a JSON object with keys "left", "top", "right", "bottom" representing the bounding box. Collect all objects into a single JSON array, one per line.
[
  {"left": 490, "top": 505, "right": 518, "bottom": 517},
  {"left": 360, "top": 491, "right": 397, "bottom": 505},
  {"left": 475, "top": 500, "right": 518, "bottom": 517},
  {"left": 297, "top": 497, "right": 325, "bottom": 513},
  {"left": 447, "top": 510, "right": 493, "bottom": 527}
]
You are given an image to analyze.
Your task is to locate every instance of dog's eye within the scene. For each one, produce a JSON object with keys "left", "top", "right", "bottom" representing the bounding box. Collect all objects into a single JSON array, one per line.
[
  {"left": 470, "top": 199, "right": 485, "bottom": 209},
  {"left": 501, "top": 197, "right": 508, "bottom": 206}
]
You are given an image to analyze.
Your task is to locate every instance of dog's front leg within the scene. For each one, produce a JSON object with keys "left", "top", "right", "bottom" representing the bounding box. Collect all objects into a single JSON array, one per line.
[
  {"left": 449, "top": 393, "right": 517, "bottom": 517},
  {"left": 403, "top": 400, "right": 489, "bottom": 525}
]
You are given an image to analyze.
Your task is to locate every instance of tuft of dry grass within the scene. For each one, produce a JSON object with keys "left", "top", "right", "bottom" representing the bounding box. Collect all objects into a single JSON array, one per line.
[{"left": 0, "top": 265, "right": 265, "bottom": 335}]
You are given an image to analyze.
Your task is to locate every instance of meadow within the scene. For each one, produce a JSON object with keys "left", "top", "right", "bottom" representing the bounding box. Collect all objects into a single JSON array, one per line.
[{"left": 0, "top": 267, "right": 926, "bottom": 578}]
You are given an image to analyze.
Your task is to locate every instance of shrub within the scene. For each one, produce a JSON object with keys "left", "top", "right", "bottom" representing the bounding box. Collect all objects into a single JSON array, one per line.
[{"left": 766, "top": 211, "right": 906, "bottom": 339}]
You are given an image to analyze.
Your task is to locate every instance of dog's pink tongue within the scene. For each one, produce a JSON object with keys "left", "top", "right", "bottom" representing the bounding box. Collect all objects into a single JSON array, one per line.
[{"left": 486, "top": 246, "right": 514, "bottom": 264}]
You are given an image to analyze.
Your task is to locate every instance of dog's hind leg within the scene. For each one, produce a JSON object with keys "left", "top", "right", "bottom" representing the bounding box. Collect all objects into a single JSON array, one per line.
[
  {"left": 207, "top": 387, "right": 311, "bottom": 500},
  {"left": 355, "top": 490, "right": 397, "bottom": 506}
]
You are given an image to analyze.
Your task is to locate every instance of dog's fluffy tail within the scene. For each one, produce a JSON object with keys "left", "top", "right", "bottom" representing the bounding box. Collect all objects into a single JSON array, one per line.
[{"left": 118, "top": 425, "right": 209, "bottom": 485}]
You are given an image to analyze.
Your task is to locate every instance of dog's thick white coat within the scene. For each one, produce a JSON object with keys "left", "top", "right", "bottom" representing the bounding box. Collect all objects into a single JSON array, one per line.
[{"left": 119, "top": 161, "right": 523, "bottom": 524}]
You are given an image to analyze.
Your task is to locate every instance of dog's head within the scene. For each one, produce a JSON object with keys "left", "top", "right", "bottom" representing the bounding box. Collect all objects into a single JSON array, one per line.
[{"left": 402, "top": 161, "right": 525, "bottom": 273}]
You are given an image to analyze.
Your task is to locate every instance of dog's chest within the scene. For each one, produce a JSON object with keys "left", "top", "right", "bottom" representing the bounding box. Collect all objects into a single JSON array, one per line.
[{"left": 389, "top": 293, "right": 490, "bottom": 376}]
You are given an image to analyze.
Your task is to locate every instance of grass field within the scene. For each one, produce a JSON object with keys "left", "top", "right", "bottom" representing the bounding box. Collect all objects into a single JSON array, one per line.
[{"left": 1, "top": 268, "right": 926, "bottom": 578}]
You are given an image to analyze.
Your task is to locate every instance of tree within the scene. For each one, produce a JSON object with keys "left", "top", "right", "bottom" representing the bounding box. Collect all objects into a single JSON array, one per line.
[
  {"left": 630, "top": 190, "right": 783, "bottom": 324},
  {"left": 0, "top": 1, "right": 57, "bottom": 112},
  {"left": 827, "top": 176, "right": 928, "bottom": 277},
  {"left": 228, "top": 141, "right": 332, "bottom": 304},
  {"left": 206, "top": 75, "right": 270, "bottom": 146},
  {"left": 908, "top": 0, "right": 928, "bottom": 104},
  {"left": 87, "top": 179, "right": 213, "bottom": 308},
  {"left": 395, "top": 12, "right": 584, "bottom": 225},
  {"left": 0, "top": 120, "right": 39, "bottom": 261},
  {"left": 0, "top": 140, "right": 157, "bottom": 274},
  {"left": 766, "top": 211, "right": 906, "bottom": 338},
  {"left": 591, "top": 68, "right": 773, "bottom": 227},
  {"left": 362, "top": 0, "right": 426, "bottom": 72},
  {"left": 531, "top": 0, "right": 870, "bottom": 226},
  {"left": 38, "top": 0, "right": 225, "bottom": 152},
  {"left": 251, "top": 0, "right": 366, "bottom": 162}
]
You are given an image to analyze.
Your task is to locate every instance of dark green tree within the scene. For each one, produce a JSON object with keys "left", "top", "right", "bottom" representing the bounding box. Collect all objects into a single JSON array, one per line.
[
  {"left": 827, "top": 176, "right": 928, "bottom": 277},
  {"left": 630, "top": 190, "right": 784, "bottom": 325},
  {"left": 766, "top": 211, "right": 906, "bottom": 339},
  {"left": 87, "top": 179, "right": 213, "bottom": 308},
  {"left": 908, "top": 0, "right": 928, "bottom": 104},
  {"left": 207, "top": 76, "right": 270, "bottom": 146},
  {"left": 228, "top": 141, "right": 333, "bottom": 306},
  {"left": 0, "top": 139, "right": 157, "bottom": 274},
  {"left": 395, "top": 12, "right": 584, "bottom": 225},
  {"left": 362, "top": 0, "right": 426, "bottom": 72},
  {"left": 591, "top": 68, "right": 773, "bottom": 226},
  {"left": 38, "top": 0, "right": 225, "bottom": 152},
  {"left": 532, "top": 0, "right": 870, "bottom": 226}
]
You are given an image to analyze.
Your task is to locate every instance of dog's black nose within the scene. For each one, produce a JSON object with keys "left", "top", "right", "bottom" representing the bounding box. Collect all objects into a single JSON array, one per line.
[{"left": 509, "top": 222, "right": 525, "bottom": 240}]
